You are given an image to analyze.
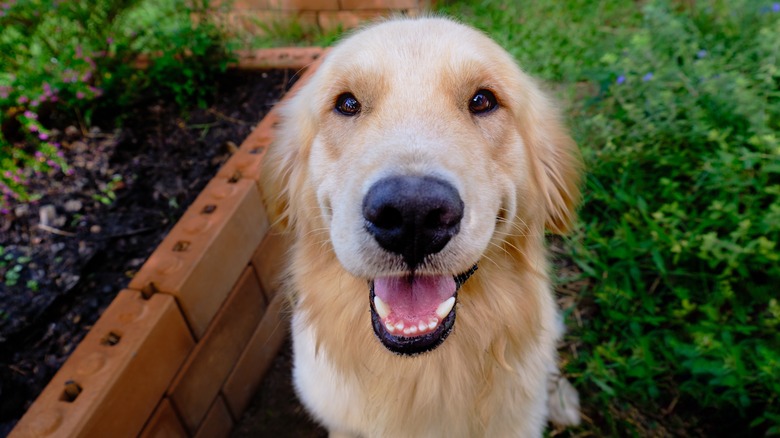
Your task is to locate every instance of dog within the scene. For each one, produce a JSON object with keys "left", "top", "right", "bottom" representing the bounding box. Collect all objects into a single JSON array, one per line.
[{"left": 261, "top": 17, "right": 582, "bottom": 437}]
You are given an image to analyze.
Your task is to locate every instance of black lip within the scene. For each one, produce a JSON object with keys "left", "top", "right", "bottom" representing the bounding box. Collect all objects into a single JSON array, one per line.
[{"left": 369, "top": 264, "right": 477, "bottom": 356}]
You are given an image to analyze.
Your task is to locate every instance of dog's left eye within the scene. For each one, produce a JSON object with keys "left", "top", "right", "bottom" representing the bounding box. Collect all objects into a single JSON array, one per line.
[
  {"left": 335, "top": 93, "right": 361, "bottom": 116},
  {"left": 469, "top": 89, "right": 498, "bottom": 114}
]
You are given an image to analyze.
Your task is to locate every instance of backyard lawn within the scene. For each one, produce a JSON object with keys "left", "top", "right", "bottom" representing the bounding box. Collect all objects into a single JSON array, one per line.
[{"left": 437, "top": 1, "right": 780, "bottom": 435}]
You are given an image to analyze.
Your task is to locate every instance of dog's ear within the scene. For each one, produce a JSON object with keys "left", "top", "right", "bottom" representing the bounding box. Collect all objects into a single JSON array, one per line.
[
  {"left": 516, "top": 84, "right": 583, "bottom": 234},
  {"left": 260, "top": 89, "right": 316, "bottom": 232}
]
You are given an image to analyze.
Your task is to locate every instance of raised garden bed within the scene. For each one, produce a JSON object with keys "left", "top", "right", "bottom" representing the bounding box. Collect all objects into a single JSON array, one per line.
[{"left": 5, "top": 48, "right": 326, "bottom": 437}]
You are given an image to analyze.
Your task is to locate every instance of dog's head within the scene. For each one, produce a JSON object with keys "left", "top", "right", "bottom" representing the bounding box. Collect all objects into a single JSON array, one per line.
[{"left": 262, "top": 17, "right": 581, "bottom": 355}]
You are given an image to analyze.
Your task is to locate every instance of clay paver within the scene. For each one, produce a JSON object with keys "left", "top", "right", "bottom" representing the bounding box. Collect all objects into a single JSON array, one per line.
[
  {"left": 221, "top": 293, "right": 290, "bottom": 418},
  {"left": 168, "top": 266, "right": 267, "bottom": 433},
  {"left": 9, "top": 290, "right": 194, "bottom": 438},
  {"left": 193, "top": 396, "right": 234, "bottom": 438},
  {"left": 251, "top": 231, "right": 292, "bottom": 302},
  {"left": 128, "top": 178, "right": 267, "bottom": 339},
  {"left": 138, "top": 398, "right": 188, "bottom": 438}
]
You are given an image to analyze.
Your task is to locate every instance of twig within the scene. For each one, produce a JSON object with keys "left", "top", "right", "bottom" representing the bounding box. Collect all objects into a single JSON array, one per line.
[
  {"left": 107, "top": 226, "right": 159, "bottom": 239},
  {"left": 207, "top": 108, "right": 247, "bottom": 125},
  {"left": 37, "top": 224, "right": 76, "bottom": 236}
]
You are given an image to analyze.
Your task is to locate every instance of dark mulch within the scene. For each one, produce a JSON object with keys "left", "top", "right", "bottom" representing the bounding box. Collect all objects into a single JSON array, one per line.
[{"left": 0, "top": 69, "right": 322, "bottom": 436}]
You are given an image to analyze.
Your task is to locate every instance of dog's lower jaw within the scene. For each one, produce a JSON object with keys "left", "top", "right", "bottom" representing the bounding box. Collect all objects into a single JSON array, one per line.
[{"left": 368, "top": 265, "right": 478, "bottom": 356}]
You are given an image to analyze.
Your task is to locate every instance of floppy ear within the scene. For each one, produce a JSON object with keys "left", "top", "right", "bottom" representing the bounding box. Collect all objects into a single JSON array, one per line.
[
  {"left": 517, "top": 85, "right": 583, "bottom": 234},
  {"left": 260, "top": 87, "right": 316, "bottom": 233}
]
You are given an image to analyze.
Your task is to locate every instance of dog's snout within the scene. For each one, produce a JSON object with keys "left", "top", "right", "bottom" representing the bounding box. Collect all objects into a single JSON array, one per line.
[{"left": 362, "top": 176, "right": 464, "bottom": 269}]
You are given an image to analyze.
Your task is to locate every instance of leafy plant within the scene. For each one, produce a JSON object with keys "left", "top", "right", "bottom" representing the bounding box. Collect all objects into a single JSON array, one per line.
[
  {"left": 441, "top": 0, "right": 780, "bottom": 435},
  {"left": 92, "top": 174, "right": 123, "bottom": 206},
  {"left": 0, "top": 0, "right": 233, "bottom": 212}
]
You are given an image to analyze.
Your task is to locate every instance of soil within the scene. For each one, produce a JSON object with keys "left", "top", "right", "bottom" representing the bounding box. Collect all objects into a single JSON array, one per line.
[
  {"left": 0, "top": 69, "right": 322, "bottom": 436},
  {"left": 231, "top": 340, "right": 327, "bottom": 438}
]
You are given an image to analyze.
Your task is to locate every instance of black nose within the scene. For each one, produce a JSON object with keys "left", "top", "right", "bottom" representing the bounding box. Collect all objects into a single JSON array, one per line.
[{"left": 362, "top": 175, "right": 464, "bottom": 269}]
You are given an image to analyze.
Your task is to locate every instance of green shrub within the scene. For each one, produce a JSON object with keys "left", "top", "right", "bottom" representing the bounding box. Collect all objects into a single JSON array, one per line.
[
  {"left": 442, "top": 0, "right": 780, "bottom": 434},
  {"left": 572, "top": 1, "right": 780, "bottom": 433},
  {"left": 0, "top": 0, "right": 233, "bottom": 212}
]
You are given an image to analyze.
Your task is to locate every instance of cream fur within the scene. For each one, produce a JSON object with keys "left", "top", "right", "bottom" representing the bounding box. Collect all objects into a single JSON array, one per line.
[{"left": 261, "top": 17, "right": 582, "bottom": 437}]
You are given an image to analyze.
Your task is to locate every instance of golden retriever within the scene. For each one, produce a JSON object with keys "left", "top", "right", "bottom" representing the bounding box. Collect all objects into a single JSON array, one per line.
[{"left": 261, "top": 17, "right": 582, "bottom": 437}]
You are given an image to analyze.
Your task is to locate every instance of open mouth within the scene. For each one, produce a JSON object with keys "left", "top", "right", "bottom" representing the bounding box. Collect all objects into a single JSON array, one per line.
[{"left": 369, "top": 264, "right": 477, "bottom": 355}]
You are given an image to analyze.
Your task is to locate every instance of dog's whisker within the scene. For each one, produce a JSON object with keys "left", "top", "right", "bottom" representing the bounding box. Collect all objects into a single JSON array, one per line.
[{"left": 479, "top": 252, "right": 501, "bottom": 269}]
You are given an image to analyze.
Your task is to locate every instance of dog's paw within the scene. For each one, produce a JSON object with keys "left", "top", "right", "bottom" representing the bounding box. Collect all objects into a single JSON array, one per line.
[{"left": 547, "top": 372, "right": 581, "bottom": 427}]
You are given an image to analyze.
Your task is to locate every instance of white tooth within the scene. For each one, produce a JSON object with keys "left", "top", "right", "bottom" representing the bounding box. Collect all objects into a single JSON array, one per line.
[
  {"left": 409, "top": 326, "right": 418, "bottom": 334},
  {"left": 428, "top": 319, "right": 438, "bottom": 330},
  {"left": 403, "top": 327, "right": 412, "bottom": 335},
  {"left": 373, "top": 296, "right": 391, "bottom": 319},
  {"left": 385, "top": 321, "right": 395, "bottom": 333},
  {"left": 395, "top": 322, "right": 405, "bottom": 331},
  {"left": 435, "top": 297, "right": 456, "bottom": 320},
  {"left": 418, "top": 321, "right": 427, "bottom": 332}
]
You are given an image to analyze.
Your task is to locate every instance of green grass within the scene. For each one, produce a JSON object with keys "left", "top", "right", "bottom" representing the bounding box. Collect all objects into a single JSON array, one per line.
[
  {"left": 439, "top": 0, "right": 780, "bottom": 435},
  {"left": 232, "top": 14, "right": 344, "bottom": 49}
]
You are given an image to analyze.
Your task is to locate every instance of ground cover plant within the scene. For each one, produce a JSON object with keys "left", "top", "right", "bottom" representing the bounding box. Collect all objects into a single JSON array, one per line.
[{"left": 439, "top": 0, "right": 780, "bottom": 435}]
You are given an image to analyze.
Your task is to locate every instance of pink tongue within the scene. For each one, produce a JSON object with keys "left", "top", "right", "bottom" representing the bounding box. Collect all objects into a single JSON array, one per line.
[{"left": 374, "top": 275, "right": 456, "bottom": 321}]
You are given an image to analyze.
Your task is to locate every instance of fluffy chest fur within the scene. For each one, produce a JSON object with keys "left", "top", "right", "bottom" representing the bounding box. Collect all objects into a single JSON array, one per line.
[{"left": 287, "top": 234, "right": 559, "bottom": 437}]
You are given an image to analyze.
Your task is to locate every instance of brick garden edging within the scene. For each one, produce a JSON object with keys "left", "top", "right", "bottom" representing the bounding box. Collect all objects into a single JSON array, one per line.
[
  {"left": 223, "top": 0, "right": 434, "bottom": 33},
  {"left": 10, "top": 47, "right": 326, "bottom": 438}
]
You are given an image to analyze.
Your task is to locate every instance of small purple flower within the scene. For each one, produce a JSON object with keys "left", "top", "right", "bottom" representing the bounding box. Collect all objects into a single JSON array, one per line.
[
  {"left": 18, "top": 95, "right": 28, "bottom": 104},
  {"left": 24, "top": 110, "right": 37, "bottom": 119},
  {"left": 28, "top": 124, "right": 38, "bottom": 132},
  {"left": 1, "top": 208, "right": 9, "bottom": 215},
  {"left": 643, "top": 72, "right": 654, "bottom": 82},
  {"left": 697, "top": 50, "right": 707, "bottom": 59},
  {"left": 76, "top": 91, "right": 85, "bottom": 99},
  {"left": 774, "top": 3, "right": 780, "bottom": 12},
  {"left": 38, "top": 132, "right": 49, "bottom": 140},
  {"left": 616, "top": 75, "right": 626, "bottom": 85}
]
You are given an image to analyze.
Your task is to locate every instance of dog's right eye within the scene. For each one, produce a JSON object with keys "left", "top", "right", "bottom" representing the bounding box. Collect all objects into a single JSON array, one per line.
[
  {"left": 335, "top": 93, "right": 361, "bottom": 116},
  {"left": 469, "top": 89, "right": 498, "bottom": 114}
]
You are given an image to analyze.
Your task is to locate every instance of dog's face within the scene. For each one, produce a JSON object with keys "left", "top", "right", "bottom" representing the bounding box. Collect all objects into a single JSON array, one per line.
[{"left": 263, "top": 18, "right": 580, "bottom": 355}]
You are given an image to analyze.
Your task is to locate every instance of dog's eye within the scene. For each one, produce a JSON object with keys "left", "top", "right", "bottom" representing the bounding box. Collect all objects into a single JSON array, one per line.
[
  {"left": 469, "top": 89, "right": 498, "bottom": 114},
  {"left": 335, "top": 93, "right": 361, "bottom": 116}
]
